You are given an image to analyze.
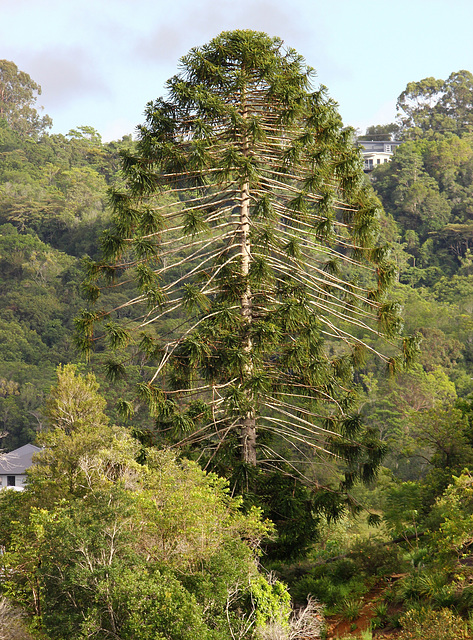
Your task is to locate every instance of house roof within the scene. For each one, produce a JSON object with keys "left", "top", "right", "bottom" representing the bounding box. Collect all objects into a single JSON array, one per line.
[
  {"left": 0, "top": 444, "right": 41, "bottom": 475},
  {"left": 357, "top": 140, "right": 402, "bottom": 151}
]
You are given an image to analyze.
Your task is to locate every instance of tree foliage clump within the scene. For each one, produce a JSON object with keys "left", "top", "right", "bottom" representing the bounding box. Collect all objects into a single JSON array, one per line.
[
  {"left": 0, "top": 104, "right": 137, "bottom": 450},
  {"left": 0, "top": 366, "right": 292, "bottom": 640},
  {"left": 369, "top": 126, "right": 473, "bottom": 279},
  {"left": 396, "top": 70, "right": 473, "bottom": 139},
  {"left": 0, "top": 60, "right": 52, "bottom": 138},
  {"left": 78, "top": 30, "right": 411, "bottom": 480},
  {"left": 398, "top": 607, "right": 471, "bottom": 640}
]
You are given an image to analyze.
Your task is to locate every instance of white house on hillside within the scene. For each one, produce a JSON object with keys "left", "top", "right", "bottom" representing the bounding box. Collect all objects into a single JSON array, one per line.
[
  {"left": 0, "top": 443, "right": 41, "bottom": 490},
  {"left": 357, "top": 140, "right": 403, "bottom": 172}
]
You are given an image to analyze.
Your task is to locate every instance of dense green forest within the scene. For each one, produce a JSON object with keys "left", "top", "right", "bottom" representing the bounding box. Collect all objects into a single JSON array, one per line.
[{"left": 2, "top": 34, "right": 473, "bottom": 639}]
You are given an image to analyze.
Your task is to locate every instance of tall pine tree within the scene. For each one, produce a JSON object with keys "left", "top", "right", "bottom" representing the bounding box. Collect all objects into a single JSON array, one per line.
[{"left": 77, "top": 31, "right": 414, "bottom": 482}]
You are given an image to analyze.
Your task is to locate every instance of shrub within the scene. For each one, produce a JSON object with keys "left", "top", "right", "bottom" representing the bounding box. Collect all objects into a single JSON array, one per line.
[
  {"left": 394, "top": 570, "right": 459, "bottom": 609},
  {"left": 290, "top": 574, "right": 366, "bottom": 610},
  {"left": 328, "top": 558, "right": 358, "bottom": 582},
  {"left": 353, "top": 540, "right": 406, "bottom": 576},
  {"left": 397, "top": 607, "right": 470, "bottom": 640},
  {"left": 404, "top": 547, "right": 429, "bottom": 569},
  {"left": 337, "top": 596, "right": 364, "bottom": 622},
  {"left": 393, "top": 573, "right": 425, "bottom": 604},
  {"left": 370, "top": 600, "right": 389, "bottom": 629}
]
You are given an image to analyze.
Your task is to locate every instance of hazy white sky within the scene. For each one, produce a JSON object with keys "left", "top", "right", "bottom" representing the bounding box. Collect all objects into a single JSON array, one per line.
[{"left": 2, "top": 0, "right": 473, "bottom": 141}]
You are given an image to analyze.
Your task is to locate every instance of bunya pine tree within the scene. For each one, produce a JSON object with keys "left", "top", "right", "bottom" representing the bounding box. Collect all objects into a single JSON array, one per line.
[{"left": 77, "top": 30, "right": 416, "bottom": 484}]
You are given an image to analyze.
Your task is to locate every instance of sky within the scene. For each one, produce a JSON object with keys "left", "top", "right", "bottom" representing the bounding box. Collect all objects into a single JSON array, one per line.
[{"left": 1, "top": 0, "right": 473, "bottom": 141}]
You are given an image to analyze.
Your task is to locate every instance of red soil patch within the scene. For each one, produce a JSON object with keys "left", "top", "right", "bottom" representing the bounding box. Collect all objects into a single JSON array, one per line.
[{"left": 324, "top": 577, "right": 405, "bottom": 639}]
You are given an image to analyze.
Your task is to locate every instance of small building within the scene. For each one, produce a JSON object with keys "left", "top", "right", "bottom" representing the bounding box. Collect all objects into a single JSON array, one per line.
[
  {"left": 357, "top": 140, "right": 403, "bottom": 172},
  {"left": 0, "top": 444, "right": 41, "bottom": 490}
]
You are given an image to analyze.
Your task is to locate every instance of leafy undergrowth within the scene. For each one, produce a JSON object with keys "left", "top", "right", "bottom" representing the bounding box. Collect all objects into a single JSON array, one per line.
[
  {"left": 324, "top": 577, "right": 404, "bottom": 638},
  {"left": 269, "top": 525, "right": 473, "bottom": 638},
  {"left": 325, "top": 579, "right": 473, "bottom": 638},
  {"left": 300, "top": 563, "right": 473, "bottom": 639}
]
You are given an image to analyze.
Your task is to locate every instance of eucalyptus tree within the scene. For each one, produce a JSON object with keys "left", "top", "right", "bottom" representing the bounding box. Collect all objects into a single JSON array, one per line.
[
  {"left": 0, "top": 60, "right": 52, "bottom": 138},
  {"left": 396, "top": 70, "right": 473, "bottom": 139},
  {"left": 78, "top": 31, "right": 413, "bottom": 478}
]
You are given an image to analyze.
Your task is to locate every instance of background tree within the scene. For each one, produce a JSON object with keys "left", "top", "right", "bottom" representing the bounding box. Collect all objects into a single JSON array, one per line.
[
  {"left": 28, "top": 364, "right": 140, "bottom": 499},
  {"left": 357, "top": 122, "right": 400, "bottom": 141},
  {"left": 0, "top": 60, "right": 52, "bottom": 138},
  {"left": 78, "top": 30, "right": 412, "bottom": 488},
  {"left": 372, "top": 144, "right": 451, "bottom": 237},
  {"left": 369, "top": 132, "right": 473, "bottom": 280},
  {"left": 0, "top": 110, "right": 137, "bottom": 451},
  {"left": 359, "top": 70, "right": 473, "bottom": 144},
  {"left": 395, "top": 70, "right": 473, "bottom": 139}
]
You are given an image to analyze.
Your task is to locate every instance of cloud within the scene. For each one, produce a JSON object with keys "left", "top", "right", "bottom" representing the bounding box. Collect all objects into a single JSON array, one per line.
[
  {"left": 133, "top": 0, "right": 308, "bottom": 64},
  {"left": 20, "top": 46, "right": 110, "bottom": 108}
]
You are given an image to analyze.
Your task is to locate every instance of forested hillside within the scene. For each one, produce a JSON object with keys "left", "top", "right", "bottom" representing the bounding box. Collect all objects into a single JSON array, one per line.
[
  {"left": 0, "top": 67, "right": 137, "bottom": 449},
  {"left": 2, "top": 38, "right": 473, "bottom": 639}
]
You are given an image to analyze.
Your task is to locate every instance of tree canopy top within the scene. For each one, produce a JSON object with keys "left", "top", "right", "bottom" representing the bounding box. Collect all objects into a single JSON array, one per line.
[{"left": 0, "top": 59, "right": 52, "bottom": 138}]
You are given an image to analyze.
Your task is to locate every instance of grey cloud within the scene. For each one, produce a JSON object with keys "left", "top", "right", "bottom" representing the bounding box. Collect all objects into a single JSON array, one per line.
[
  {"left": 133, "top": 0, "right": 309, "bottom": 64},
  {"left": 135, "top": 24, "right": 191, "bottom": 63},
  {"left": 21, "top": 47, "right": 110, "bottom": 108}
]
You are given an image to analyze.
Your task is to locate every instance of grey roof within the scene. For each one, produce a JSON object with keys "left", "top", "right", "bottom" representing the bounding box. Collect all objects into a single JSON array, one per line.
[
  {"left": 0, "top": 444, "right": 41, "bottom": 474},
  {"left": 357, "top": 140, "right": 402, "bottom": 151}
]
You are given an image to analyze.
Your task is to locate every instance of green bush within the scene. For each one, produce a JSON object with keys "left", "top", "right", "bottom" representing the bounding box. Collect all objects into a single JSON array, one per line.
[
  {"left": 336, "top": 596, "right": 364, "bottom": 622},
  {"left": 397, "top": 607, "right": 470, "bottom": 640},
  {"left": 328, "top": 558, "right": 358, "bottom": 582},
  {"left": 393, "top": 573, "right": 425, "bottom": 604},
  {"left": 394, "top": 570, "right": 460, "bottom": 609},
  {"left": 353, "top": 540, "right": 406, "bottom": 576},
  {"left": 405, "top": 547, "right": 429, "bottom": 569},
  {"left": 419, "top": 574, "right": 458, "bottom": 609},
  {"left": 290, "top": 573, "right": 366, "bottom": 610},
  {"left": 370, "top": 600, "right": 389, "bottom": 629}
]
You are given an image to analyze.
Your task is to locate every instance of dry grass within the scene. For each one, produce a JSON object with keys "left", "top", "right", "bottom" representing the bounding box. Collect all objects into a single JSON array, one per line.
[{"left": 259, "top": 597, "right": 325, "bottom": 640}]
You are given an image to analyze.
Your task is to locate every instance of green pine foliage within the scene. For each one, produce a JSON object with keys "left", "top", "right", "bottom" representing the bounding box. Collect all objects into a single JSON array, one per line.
[{"left": 78, "top": 30, "right": 409, "bottom": 485}]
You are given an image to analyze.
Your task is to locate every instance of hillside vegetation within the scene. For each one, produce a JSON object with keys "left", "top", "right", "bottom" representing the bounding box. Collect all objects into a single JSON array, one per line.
[{"left": 1, "top": 45, "right": 473, "bottom": 639}]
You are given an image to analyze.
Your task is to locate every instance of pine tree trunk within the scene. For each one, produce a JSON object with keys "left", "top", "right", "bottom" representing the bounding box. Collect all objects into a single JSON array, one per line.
[
  {"left": 239, "top": 87, "right": 257, "bottom": 466},
  {"left": 240, "top": 177, "right": 257, "bottom": 466}
]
